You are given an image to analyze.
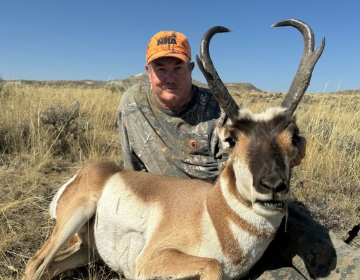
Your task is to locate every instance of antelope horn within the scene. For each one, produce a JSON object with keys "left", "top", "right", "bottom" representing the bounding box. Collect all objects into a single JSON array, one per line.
[
  {"left": 272, "top": 19, "right": 325, "bottom": 114},
  {"left": 196, "top": 26, "right": 240, "bottom": 122}
]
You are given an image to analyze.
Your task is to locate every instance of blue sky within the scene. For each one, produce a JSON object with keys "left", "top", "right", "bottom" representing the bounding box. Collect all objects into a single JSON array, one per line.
[{"left": 1, "top": 0, "right": 359, "bottom": 93}]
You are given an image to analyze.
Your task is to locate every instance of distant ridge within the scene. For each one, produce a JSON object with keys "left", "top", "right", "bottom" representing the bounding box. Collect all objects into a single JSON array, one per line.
[
  {"left": 4, "top": 77, "right": 359, "bottom": 94},
  {"left": 4, "top": 74, "right": 263, "bottom": 93},
  {"left": 106, "top": 73, "right": 263, "bottom": 93}
]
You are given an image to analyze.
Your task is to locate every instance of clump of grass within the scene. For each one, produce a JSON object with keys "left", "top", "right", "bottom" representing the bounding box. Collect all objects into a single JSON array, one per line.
[{"left": 40, "top": 101, "right": 94, "bottom": 156}]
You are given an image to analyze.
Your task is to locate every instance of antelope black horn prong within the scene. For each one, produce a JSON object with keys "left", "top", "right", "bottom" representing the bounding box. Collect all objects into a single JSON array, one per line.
[
  {"left": 272, "top": 19, "right": 325, "bottom": 115},
  {"left": 196, "top": 26, "right": 240, "bottom": 122}
]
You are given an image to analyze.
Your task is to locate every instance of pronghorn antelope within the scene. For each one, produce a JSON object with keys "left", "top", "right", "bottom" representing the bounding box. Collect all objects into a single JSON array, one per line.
[{"left": 23, "top": 19, "right": 325, "bottom": 280}]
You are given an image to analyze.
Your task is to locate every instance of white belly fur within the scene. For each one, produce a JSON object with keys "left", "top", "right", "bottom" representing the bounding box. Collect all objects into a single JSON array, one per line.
[{"left": 95, "top": 173, "right": 162, "bottom": 279}]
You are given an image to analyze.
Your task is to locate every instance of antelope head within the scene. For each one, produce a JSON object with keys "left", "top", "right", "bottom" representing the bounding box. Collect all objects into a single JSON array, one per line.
[{"left": 197, "top": 19, "right": 325, "bottom": 217}]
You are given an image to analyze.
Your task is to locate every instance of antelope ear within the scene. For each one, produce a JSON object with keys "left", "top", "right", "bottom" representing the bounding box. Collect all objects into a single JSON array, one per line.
[{"left": 217, "top": 126, "right": 234, "bottom": 156}]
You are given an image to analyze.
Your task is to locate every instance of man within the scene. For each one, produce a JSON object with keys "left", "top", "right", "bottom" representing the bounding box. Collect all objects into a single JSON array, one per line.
[{"left": 118, "top": 30, "right": 360, "bottom": 279}]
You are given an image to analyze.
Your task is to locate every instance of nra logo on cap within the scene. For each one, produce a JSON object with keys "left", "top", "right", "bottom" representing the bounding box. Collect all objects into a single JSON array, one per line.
[{"left": 157, "top": 37, "right": 177, "bottom": 46}]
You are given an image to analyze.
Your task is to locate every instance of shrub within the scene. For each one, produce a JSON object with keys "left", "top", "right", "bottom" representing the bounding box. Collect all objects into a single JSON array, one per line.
[{"left": 40, "top": 101, "right": 94, "bottom": 155}]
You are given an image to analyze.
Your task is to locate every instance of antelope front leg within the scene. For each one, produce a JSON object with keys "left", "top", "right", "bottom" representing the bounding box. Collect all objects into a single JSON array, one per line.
[{"left": 136, "top": 248, "right": 223, "bottom": 280}]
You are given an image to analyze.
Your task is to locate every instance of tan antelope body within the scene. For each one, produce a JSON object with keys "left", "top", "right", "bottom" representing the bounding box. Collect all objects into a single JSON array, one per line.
[{"left": 23, "top": 19, "right": 325, "bottom": 280}]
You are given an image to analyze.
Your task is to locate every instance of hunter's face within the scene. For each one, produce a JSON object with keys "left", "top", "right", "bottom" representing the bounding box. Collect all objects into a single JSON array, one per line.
[{"left": 146, "top": 57, "right": 194, "bottom": 111}]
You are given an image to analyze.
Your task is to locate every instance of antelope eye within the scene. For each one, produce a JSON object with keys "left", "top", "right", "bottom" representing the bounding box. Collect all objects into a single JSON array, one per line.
[
  {"left": 292, "top": 134, "right": 301, "bottom": 146},
  {"left": 224, "top": 137, "right": 236, "bottom": 148}
]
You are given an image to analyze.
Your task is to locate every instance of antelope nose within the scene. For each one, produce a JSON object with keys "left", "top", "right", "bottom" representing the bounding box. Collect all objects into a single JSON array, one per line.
[{"left": 260, "top": 179, "right": 288, "bottom": 194}]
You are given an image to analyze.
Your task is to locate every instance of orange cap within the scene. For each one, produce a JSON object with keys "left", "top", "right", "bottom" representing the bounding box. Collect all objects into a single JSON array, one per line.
[{"left": 146, "top": 31, "right": 191, "bottom": 64}]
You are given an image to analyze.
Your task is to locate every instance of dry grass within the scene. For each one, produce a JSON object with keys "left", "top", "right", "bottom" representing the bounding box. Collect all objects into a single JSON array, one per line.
[
  {"left": 0, "top": 81, "right": 122, "bottom": 279},
  {"left": 0, "top": 82, "right": 359, "bottom": 279}
]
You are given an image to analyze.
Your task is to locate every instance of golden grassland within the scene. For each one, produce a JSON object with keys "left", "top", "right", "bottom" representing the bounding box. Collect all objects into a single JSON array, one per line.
[{"left": 0, "top": 82, "right": 360, "bottom": 279}]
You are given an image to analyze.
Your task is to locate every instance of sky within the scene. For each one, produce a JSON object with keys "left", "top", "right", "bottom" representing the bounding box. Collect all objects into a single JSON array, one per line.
[{"left": 0, "top": 0, "right": 359, "bottom": 93}]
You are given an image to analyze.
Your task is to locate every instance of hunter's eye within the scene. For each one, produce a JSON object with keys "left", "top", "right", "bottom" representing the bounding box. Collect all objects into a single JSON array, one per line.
[
  {"left": 224, "top": 137, "right": 236, "bottom": 148},
  {"left": 292, "top": 134, "right": 300, "bottom": 146}
]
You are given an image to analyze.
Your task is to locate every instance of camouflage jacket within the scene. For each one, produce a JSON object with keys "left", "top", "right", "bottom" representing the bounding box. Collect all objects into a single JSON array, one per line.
[{"left": 117, "top": 83, "right": 228, "bottom": 182}]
